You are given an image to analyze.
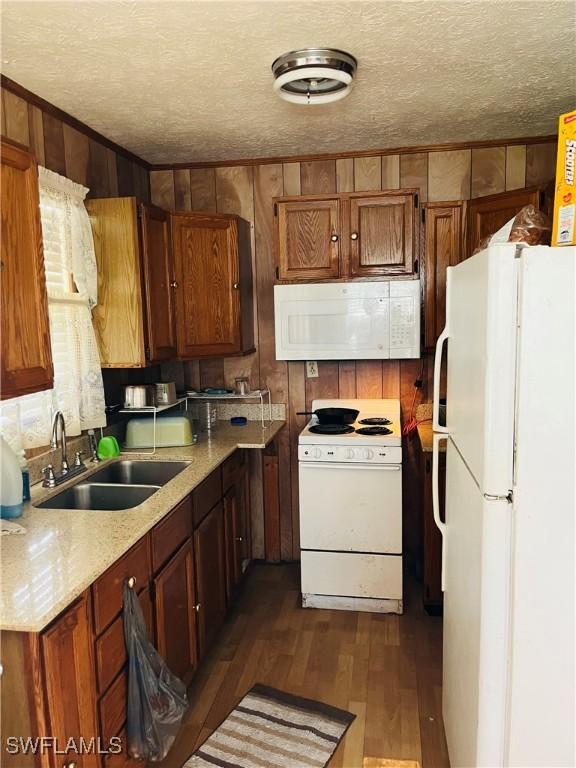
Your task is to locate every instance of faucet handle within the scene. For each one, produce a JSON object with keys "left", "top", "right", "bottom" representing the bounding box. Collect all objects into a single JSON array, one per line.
[
  {"left": 42, "top": 465, "right": 56, "bottom": 488},
  {"left": 74, "top": 451, "right": 85, "bottom": 468}
]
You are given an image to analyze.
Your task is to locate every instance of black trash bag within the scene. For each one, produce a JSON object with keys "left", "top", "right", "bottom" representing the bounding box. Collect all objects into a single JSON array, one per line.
[{"left": 123, "top": 582, "right": 188, "bottom": 761}]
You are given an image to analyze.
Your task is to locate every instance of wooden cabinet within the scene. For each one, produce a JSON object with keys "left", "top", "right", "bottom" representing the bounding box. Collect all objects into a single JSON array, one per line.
[
  {"left": 349, "top": 194, "right": 416, "bottom": 277},
  {"left": 193, "top": 501, "right": 226, "bottom": 658},
  {"left": 275, "top": 190, "right": 419, "bottom": 281},
  {"left": 1, "top": 140, "right": 53, "bottom": 399},
  {"left": 92, "top": 537, "right": 151, "bottom": 635},
  {"left": 42, "top": 593, "right": 100, "bottom": 768},
  {"left": 139, "top": 204, "right": 178, "bottom": 362},
  {"left": 86, "top": 197, "right": 177, "bottom": 367},
  {"left": 276, "top": 199, "right": 341, "bottom": 280},
  {"left": 171, "top": 212, "right": 254, "bottom": 358},
  {"left": 1, "top": 459, "right": 253, "bottom": 768},
  {"left": 422, "top": 449, "right": 446, "bottom": 614},
  {"left": 465, "top": 187, "right": 542, "bottom": 258},
  {"left": 423, "top": 202, "right": 464, "bottom": 348},
  {"left": 222, "top": 487, "right": 242, "bottom": 604},
  {"left": 154, "top": 542, "right": 198, "bottom": 684}
]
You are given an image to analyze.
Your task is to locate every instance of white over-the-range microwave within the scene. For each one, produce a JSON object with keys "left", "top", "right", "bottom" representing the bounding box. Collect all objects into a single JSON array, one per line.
[{"left": 274, "top": 280, "right": 421, "bottom": 361}]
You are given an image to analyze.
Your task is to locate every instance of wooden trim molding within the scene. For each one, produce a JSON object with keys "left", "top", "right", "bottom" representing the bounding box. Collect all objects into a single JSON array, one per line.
[
  {"left": 150, "top": 134, "right": 558, "bottom": 171},
  {"left": 1, "top": 75, "right": 150, "bottom": 169}
]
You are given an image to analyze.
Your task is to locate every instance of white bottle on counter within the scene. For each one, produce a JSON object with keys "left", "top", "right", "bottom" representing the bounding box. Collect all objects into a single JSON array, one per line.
[{"left": 0, "top": 435, "right": 24, "bottom": 519}]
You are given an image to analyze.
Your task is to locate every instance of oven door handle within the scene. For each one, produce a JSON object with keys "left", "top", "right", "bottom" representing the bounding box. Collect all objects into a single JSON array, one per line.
[{"left": 299, "top": 462, "right": 401, "bottom": 470}]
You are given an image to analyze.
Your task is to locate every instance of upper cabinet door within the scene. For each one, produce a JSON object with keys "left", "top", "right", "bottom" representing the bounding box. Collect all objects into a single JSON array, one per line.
[
  {"left": 87, "top": 197, "right": 147, "bottom": 367},
  {"left": 465, "top": 187, "right": 541, "bottom": 258},
  {"left": 423, "top": 203, "right": 464, "bottom": 348},
  {"left": 1, "top": 141, "right": 53, "bottom": 399},
  {"left": 140, "top": 204, "right": 177, "bottom": 362},
  {"left": 172, "top": 213, "right": 243, "bottom": 357},
  {"left": 349, "top": 194, "right": 416, "bottom": 277},
  {"left": 276, "top": 199, "right": 340, "bottom": 280}
]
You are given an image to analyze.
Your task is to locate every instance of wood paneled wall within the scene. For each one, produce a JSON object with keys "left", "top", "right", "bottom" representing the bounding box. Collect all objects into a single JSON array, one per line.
[
  {"left": 150, "top": 138, "right": 557, "bottom": 561},
  {"left": 1, "top": 79, "right": 150, "bottom": 202}
]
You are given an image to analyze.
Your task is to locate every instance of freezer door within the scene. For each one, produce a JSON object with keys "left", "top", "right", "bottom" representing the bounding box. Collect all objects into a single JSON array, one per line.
[
  {"left": 443, "top": 439, "right": 512, "bottom": 768},
  {"left": 444, "top": 244, "right": 518, "bottom": 494}
]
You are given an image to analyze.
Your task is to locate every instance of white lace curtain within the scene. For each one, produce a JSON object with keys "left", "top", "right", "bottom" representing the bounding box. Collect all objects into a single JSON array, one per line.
[{"left": 0, "top": 168, "right": 106, "bottom": 452}]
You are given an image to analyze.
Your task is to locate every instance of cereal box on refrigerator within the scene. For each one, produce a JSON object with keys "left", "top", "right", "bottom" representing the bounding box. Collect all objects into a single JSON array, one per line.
[{"left": 552, "top": 109, "right": 576, "bottom": 246}]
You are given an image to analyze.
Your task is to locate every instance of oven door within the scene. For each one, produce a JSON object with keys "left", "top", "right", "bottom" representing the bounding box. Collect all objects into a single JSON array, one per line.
[{"left": 299, "top": 461, "right": 402, "bottom": 553}]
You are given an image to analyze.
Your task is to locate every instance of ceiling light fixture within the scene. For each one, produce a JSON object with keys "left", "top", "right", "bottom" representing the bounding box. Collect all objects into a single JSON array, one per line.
[{"left": 271, "top": 48, "right": 357, "bottom": 105}]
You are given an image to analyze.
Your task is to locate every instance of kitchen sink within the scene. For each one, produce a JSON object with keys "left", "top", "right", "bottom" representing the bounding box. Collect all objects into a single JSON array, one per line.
[
  {"left": 37, "top": 483, "right": 160, "bottom": 511},
  {"left": 88, "top": 460, "right": 192, "bottom": 487}
]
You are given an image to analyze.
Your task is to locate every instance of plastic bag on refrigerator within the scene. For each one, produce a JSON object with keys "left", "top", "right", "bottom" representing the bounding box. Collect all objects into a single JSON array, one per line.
[{"left": 123, "top": 582, "right": 188, "bottom": 761}]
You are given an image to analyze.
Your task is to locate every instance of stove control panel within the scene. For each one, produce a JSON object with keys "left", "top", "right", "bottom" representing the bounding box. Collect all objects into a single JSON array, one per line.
[{"left": 298, "top": 444, "right": 402, "bottom": 464}]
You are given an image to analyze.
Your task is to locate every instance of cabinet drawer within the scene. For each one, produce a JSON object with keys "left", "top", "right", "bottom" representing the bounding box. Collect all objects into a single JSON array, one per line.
[
  {"left": 222, "top": 451, "right": 242, "bottom": 491},
  {"left": 93, "top": 538, "right": 151, "bottom": 635},
  {"left": 99, "top": 670, "right": 127, "bottom": 744},
  {"left": 95, "top": 588, "right": 152, "bottom": 694},
  {"left": 151, "top": 496, "right": 192, "bottom": 573},
  {"left": 193, "top": 468, "right": 222, "bottom": 526}
]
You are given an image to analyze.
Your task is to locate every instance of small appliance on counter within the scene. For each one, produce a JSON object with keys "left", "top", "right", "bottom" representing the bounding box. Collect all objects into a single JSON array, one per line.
[
  {"left": 123, "top": 384, "right": 156, "bottom": 408},
  {"left": 155, "top": 382, "right": 177, "bottom": 405}
]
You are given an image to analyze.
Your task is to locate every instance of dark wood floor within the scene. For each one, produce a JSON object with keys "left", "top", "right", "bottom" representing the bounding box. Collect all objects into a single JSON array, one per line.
[{"left": 160, "top": 564, "right": 450, "bottom": 768}]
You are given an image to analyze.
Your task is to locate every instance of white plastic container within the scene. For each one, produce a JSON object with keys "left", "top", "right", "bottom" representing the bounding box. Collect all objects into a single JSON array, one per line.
[
  {"left": 0, "top": 436, "right": 24, "bottom": 519},
  {"left": 125, "top": 416, "right": 194, "bottom": 448}
]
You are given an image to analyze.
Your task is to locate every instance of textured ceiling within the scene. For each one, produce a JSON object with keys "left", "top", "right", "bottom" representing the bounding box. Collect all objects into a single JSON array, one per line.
[{"left": 1, "top": 1, "right": 574, "bottom": 164}]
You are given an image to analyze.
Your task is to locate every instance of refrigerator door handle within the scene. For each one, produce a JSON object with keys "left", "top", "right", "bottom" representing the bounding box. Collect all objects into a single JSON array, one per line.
[
  {"left": 432, "top": 433, "right": 449, "bottom": 590},
  {"left": 433, "top": 269, "right": 451, "bottom": 434}
]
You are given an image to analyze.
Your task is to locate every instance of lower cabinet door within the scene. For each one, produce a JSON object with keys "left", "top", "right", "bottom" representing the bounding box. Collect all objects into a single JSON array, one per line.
[
  {"left": 153, "top": 542, "right": 198, "bottom": 684},
  {"left": 193, "top": 502, "right": 226, "bottom": 658},
  {"left": 41, "top": 592, "right": 100, "bottom": 768},
  {"left": 223, "top": 485, "right": 243, "bottom": 603}
]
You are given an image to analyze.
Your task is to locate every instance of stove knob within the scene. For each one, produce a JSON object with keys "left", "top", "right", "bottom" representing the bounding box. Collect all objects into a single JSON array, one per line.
[
  {"left": 313, "top": 448, "right": 322, "bottom": 459},
  {"left": 363, "top": 448, "right": 374, "bottom": 460},
  {"left": 346, "top": 448, "right": 355, "bottom": 459}
]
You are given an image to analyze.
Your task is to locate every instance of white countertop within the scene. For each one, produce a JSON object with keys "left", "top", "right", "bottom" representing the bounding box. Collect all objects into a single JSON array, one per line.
[{"left": 0, "top": 421, "right": 285, "bottom": 633}]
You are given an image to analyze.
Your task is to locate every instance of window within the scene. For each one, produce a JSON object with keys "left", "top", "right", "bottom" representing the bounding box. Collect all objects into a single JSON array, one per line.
[{"left": 0, "top": 167, "right": 106, "bottom": 452}]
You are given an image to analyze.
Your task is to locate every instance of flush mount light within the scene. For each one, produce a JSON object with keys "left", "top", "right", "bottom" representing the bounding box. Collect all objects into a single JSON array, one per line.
[{"left": 271, "top": 48, "right": 357, "bottom": 105}]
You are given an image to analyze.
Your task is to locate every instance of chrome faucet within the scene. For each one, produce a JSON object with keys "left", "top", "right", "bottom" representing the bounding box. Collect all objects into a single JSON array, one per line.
[
  {"left": 42, "top": 411, "right": 87, "bottom": 488},
  {"left": 88, "top": 430, "right": 101, "bottom": 463},
  {"left": 50, "top": 411, "right": 69, "bottom": 474}
]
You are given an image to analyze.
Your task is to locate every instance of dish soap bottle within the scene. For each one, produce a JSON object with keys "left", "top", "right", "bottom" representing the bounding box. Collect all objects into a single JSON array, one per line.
[
  {"left": 19, "top": 449, "right": 31, "bottom": 502},
  {"left": 0, "top": 436, "right": 24, "bottom": 519}
]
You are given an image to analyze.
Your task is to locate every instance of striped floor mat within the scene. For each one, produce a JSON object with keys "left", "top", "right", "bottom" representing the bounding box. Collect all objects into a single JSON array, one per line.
[{"left": 184, "top": 683, "right": 355, "bottom": 768}]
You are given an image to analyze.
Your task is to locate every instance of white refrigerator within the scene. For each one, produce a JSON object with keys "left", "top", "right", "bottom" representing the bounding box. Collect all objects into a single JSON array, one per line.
[{"left": 432, "top": 243, "right": 575, "bottom": 767}]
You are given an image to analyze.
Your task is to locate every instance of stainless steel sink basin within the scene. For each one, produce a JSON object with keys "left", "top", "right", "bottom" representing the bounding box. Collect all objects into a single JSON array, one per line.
[
  {"left": 37, "top": 483, "right": 160, "bottom": 511},
  {"left": 88, "top": 460, "right": 192, "bottom": 487}
]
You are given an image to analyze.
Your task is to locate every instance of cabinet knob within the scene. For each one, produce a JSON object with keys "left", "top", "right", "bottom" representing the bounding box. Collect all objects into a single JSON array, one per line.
[
  {"left": 127, "top": 576, "right": 136, "bottom": 589},
  {"left": 232, "top": 282, "right": 240, "bottom": 289},
  {"left": 330, "top": 234, "right": 339, "bottom": 243},
  {"left": 194, "top": 603, "right": 201, "bottom": 613},
  {"left": 170, "top": 281, "right": 178, "bottom": 289},
  {"left": 63, "top": 762, "right": 77, "bottom": 768},
  {"left": 235, "top": 536, "right": 243, "bottom": 542},
  {"left": 350, "top": 231, "right": 359, "bottom": 241}
]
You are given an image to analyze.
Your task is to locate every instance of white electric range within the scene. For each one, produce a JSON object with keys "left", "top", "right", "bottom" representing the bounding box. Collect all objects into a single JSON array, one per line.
[{"left": 298, "top": 398, "right": 403, "bottom": 614}]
